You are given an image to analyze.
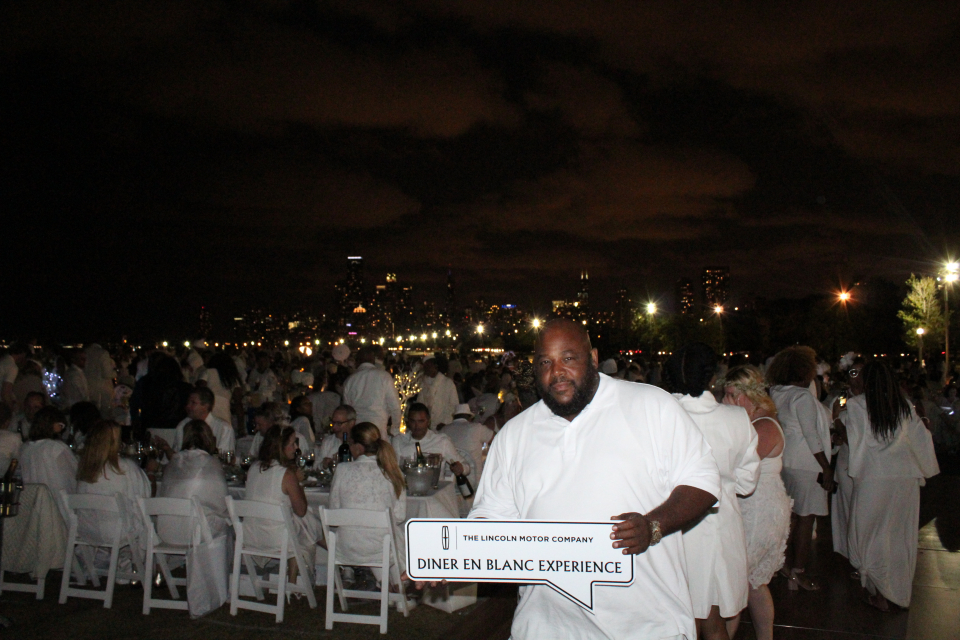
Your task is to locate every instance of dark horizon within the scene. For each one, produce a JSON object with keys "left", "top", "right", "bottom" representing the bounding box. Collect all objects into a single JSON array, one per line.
[{"left": 3, "top": 2, "right": 958, "bottom": 341}]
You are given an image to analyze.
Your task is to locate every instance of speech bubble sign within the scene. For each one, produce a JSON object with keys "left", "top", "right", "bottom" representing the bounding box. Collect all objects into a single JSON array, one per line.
[{"left": 406, "top": 519, "right": 634, "bottom": 611}]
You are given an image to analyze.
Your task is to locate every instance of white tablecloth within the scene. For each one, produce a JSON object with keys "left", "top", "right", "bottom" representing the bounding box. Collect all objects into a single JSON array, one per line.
[
  {"left": 227, "top": 480, "right": 460, "bottom": 520},
  {"left": 2, "top": 484, "right": 67, "bottom": 578}
]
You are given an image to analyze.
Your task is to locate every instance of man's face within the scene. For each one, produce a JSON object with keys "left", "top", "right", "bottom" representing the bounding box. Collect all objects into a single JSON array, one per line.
[
  {"left": 24, "top": 396, "right": 44, "bottom": 420},
  {"left": 253, "top": 415, "right": 272, "bottom": 435},
  {"left": 423, "top": 360, "right": 438, "bottom": 378},
  {"left": 534, "top": 323, "right": 600, "bottom": 420},
  {"left": 186, "top": 394, "right": 210, "bottom": 420},
  {"left": 330, "top": 410, "right": 355, "bottom": 437},
  {"left": 408, "top": 411, "right": 430, "bottom": 440}
]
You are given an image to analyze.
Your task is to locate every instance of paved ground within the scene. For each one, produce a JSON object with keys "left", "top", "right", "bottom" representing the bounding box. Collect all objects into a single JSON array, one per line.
[{"left": 3, "top": 454, "right": 957, "bottom": 640}]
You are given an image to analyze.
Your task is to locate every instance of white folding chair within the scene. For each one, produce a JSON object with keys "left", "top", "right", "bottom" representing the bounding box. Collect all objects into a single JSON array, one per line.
[
  {"left": 58, "top": 491, "right": 143, "bottom": 609},
  {"left": 139, "top": 496, "right": 207, "bottom": 614},
  {"left": 225, "top": 496, "right": 317, "bottom": 622},
  {"left": 0, "top": 484, "right": 62, "bottom": 600},
  {"left": 319, "top": 507, "right": 409, "bottom": 634}
]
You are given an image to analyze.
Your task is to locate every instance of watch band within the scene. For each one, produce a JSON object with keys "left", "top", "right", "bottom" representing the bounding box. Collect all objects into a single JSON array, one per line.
[{"left": 648, "top": 519, "right": 663, "bottom": 547}]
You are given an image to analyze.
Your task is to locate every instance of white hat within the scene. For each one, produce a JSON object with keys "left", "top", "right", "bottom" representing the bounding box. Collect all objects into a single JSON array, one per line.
[
  {"left": 454, "top": 403, "right": 474, "bottom": 418},
  {"left": 290, "top": 370, "right": 303, "bottom": 385},
  {"left": 422, "top": 354, "right": 436, "bottom": 363},
  {"left": 332, "top": 344, "right": 350, "bottom": 363},
  {"left": 300, "top": 372, "right": 315, "bottom": 387},
  {"left": 601, "top": 358, "right": 618, "bottom": 374}
]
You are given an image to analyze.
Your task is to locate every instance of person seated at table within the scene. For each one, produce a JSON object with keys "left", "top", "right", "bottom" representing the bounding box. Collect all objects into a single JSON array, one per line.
[
  {"left": 68, "top": 401, "right": 101, "bottom": 450},
  {"left": 0, "top": 403, "right": 22, "bottom": 476},
  {"left": 171, "top": 387, "right": 235, "bottom": 455},
  {"left": 76, "top": 420, "right": 154, "bottom": 578},
  {"left": 156, "top": 419, "right": 229, "bottom": 545},
  {"left": 246, "top": 402, "right": 284, "bottom": 457},
  {"left": 330, "top": 422, "right": 408, "bottom": 584},
  {"left": 391, "top": 403, "right": 469, "bottom": 481},
  {"left": 244, "top": 425, "right": 323, "bottom": 582},
  {"left": 318, "top": 404, "right": 356, "bottom": 468},
  {"left": 20, "top": 406, "right": 78, "bottom": 521},
  {"left": 288, "top": 395, "right": 316, "bottom": 450}
]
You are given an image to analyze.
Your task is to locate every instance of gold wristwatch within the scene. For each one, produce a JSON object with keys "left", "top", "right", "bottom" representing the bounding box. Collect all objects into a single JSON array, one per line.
[{"left": 648, "top": 519, "right": 663, "bottom": 547}]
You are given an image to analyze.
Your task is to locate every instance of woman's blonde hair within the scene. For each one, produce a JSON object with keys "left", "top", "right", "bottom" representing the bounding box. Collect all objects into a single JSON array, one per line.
[
  {"left": 351, "top": 422, "right": 405, "bottom": 499},
  {"left": 76, "top": 420, "right": 124, "bottom": 484},
  {"left": 722, "top": 365, "right": 777, "bottom": 418}
]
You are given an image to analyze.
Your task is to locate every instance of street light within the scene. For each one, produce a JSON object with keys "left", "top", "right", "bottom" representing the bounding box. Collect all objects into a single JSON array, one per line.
[
  {"left": 646, "top": 302, "right": 657, "bottom": 315},
  {"left": 477, "top": 324, "right": 485, "bottom": 335},
  {"left": 942, "top": 261, "right": 960, "bottom": 383},
  {"left": 531, "top": 317, "right": 541, "bottom": 329},
  {"left": 714, "top": 305, "right": 724, "bottom": 314},
  {"left": 917, "top": 327, "right": 926, "bottom": 369},
  {"left": 838, "top": 291, "right": 851, "bottom": 302}
]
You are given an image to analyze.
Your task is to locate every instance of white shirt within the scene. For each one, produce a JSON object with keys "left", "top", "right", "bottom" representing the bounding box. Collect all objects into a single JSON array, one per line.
[
  {"left": 439, "top": 418, "right": 494, "bottom": 487},
  {"left": 21, "top": 438, "right": 78, "bottom": 523},
  {"left": 61, "top": 364, "right": 90, "bottom": 409},
  {"left": 77, "top": 457, "right": 151, "bottom": 547},
  {"left": 844, "top": 395, "right": 939, "bottom": 480},
  {"left": 0, "top": 355, "right": 18, "bottom": 386},
  {"left": 199, "top": 368, "right": 237, "bottom": 423},
  {"left": 157, "top": 449, "right": 229, "bottom": 545},
  {"left": 247, "top": 367, "right": 278, "bottom": 400},
  {"left": 674, "top": 391, "right": 760, "bottom": 617},
  {"left": 248, "top": 432, "right": 264, "bottom": 458},
  {"left": 318, "top": 433, "right": 344, "bottom": 462},
  {"left": 0, "top": 431, "right": 22, "bottom": 476},
  {"left": 343, "top": 363, "right": 401, "bottom": 435},
  {"left": 770, "top": 385, "right": 831, "bottom": 472},
  {"left": 308, "top": 390, "right": 341, "bottom": 432},
  {"left": 289, "top": 415, "right": 316, "bottom": 449},
  {"left": 391, "top": 430, "right": 470, "bottom": 478},
  {"left": 172, "top": 414, "right": 236, "bottom": 454},
  {"left": 417, "top": 373, "right": 459, "bottom": 429},
  {"left": 470, "top": 374, "right": 720, "bottom": 640}
]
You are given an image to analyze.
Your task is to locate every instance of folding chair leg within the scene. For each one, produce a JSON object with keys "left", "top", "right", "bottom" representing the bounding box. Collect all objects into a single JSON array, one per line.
[
  {"left": 156, "top": 553, "right": 179, "bottom": 600},
  {"left": 335, "top": 565, "right": 348, "bottom": 611},
  {"left": 276, "top": 552, "right": 288, "bottom": 623},
  {"left": 229, "top": 546, "right": 242, "bottom": 616},
  {"left": 143, "top": 549, "right": 154, "bottom": 615},
  {"left": 103, "top": 543, "right": 121, "bottom": 609},
  {"left": 59, "top": 541, "right": 77, "bottom": 604},
  {"left": 243, "top": 555, "right": 265, "bottom": 601}
]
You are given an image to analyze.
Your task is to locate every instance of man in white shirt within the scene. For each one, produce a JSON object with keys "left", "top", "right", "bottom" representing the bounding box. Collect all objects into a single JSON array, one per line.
[
  {"left": 11, "top": 391, "right": 45, "bottom": 439},
  {"left": 307, "top": 370, "right": 341, "bottom": 434},
  {"left": 417, "top": 356, "right": 459, "bottom": 429},
  {"left": 171, "top": 387, "right": 235, "bottom": 454},
  {"left": 468, "top": 319, "right": 720, "bottom": 640},
  {"left": 392, "top": 403, "right": 469, "bottom": 479},
  {"left": 317, "top": 405, "right": 356, "bottom": 467},
  {"left": 343, "top": 346, "right": 401, "bottom": 436},
  {"left": 61, "top": 350, "right": 90, "bottom": 410},
  {"left": 246, "top": 352, "right": 278, "bottom": 403},
  {"left": 439, "top": 403, "right": 493, "bottom": 489},
  {"left": 1, "top": 343, "right": 28, "bottom": 408}
]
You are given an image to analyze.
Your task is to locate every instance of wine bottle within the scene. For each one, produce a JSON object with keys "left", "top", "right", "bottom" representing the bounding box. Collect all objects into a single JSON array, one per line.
[
  {"left": 415, "top": 441, "right": 426, "bottom": 467},
  {"left": 455, "top": 470, "right": 474, "bottom": 498},
  {"left": 337, "top": 432, "right": 352, "bottom": 463}
]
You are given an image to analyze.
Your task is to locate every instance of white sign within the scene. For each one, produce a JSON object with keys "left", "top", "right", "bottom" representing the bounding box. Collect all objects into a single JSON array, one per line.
[{"left": 406, "top": 519, "right": 634, "bottom": 611}]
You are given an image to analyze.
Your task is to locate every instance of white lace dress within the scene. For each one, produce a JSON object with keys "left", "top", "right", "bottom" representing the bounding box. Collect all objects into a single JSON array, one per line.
[
  {"left": 329, "top": 455, "right": 407, "bottom": 572},
  {"left": 739, "top": 417, "right": 793, "bottom": 588}
]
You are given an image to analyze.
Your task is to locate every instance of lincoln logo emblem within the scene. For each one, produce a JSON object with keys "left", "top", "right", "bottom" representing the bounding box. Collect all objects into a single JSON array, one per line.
[{"left": 441, "top": 526, "right": 450, "bottom": 550}]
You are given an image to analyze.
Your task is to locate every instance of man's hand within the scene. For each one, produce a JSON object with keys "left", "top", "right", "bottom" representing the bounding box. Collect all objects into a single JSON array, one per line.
[
  {"left": 610, "top": 512, "right": 651, "bottom": 555},
  {"left": 819, "top": 467, "right": 836, "bottom": 493},
  {"left": 450, "top": 461, "right": 465, "bottom": 477}
]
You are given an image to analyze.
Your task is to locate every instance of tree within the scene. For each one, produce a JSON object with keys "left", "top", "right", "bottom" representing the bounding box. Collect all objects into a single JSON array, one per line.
[{"left": 898, "top": 275, "right": 944, "bottom": 352}]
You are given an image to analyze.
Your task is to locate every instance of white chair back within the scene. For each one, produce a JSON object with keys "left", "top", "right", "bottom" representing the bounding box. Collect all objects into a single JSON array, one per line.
[
  {"left": 58, "top": 491, "right": 141, "bottom": 609},
  {"left": 319, "top": 506, "right": 409, "bottom": 634},
  {"left": 139, "top": 496, "right": 199, "bottom": 613},
  {"left": 225, "top": 496, "right": 317, "bottom": 623}
]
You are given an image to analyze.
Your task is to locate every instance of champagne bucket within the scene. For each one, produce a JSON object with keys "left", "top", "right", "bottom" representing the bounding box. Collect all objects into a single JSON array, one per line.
[
  {"left": 403, "top": 464, "right": 434, "bottom": 497},
  {"left": 0, "top": 481, "right": 21, "bottom": 517},
  {"left": 426, "top": 454, "right": 443, "bottom": 489}
]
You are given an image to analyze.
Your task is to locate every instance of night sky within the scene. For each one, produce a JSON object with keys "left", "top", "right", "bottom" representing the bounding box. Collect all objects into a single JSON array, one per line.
[{"left": 3, "top": 1, "right": 959, "bottom": 341}]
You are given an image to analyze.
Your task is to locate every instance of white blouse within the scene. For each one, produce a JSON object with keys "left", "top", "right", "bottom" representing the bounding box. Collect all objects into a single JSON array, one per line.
[
  {"left": 157, "top": 449, "right": 229, "bottom": 545},
  {"left": 844, "top": 395, "right": 939, "bottom": 480}
]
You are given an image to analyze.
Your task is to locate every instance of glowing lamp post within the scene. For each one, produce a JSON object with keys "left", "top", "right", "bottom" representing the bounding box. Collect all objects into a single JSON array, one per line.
[
  {"left": 917, "top": 327, "right": 926, "bottom": 369},
  {"left": 646, "top": 302, "right": 657, "bottom": 315},
  {"left": 838, "top": 291, "right": 851, "bottom": 303},
  {"left": 942, "top": 262, "right": 959, "bottom": 383}
]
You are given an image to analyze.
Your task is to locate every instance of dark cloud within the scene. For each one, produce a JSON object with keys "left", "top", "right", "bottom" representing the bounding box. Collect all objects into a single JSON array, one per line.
[{"left": 2, "top": 0, "right": 958, "bottom": 339}]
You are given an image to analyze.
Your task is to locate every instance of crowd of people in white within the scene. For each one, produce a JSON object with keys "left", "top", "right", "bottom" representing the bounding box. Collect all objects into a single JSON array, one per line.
[{"left": 0, "top": 332, "right": 948, "bottom": 633}]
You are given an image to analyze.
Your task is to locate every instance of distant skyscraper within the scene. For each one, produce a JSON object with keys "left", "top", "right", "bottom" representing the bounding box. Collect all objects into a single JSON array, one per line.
[
  {"left": 614, "top": 287, "right": 631, "bottom": 331},
  {"left": 199, "top": 305, "right": 212, "bottom": 338},
  {"left": 676, "top": 278, "right": 696, "bottom": 316},
  {"left": 702, "top": 266, "right": 729, "bottom": 309},
  {"left": 577, "top": 271, "right": 589, "bottom": 316},
  {"left": 336, "top": 256, "right": 366, "bottom": 328},
  {"left": 444, "top": 268, "right": 456, "bottom": 325}
]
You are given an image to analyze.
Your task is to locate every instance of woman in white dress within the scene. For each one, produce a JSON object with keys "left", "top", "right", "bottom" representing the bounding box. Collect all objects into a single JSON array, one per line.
[
  {"left": 198, "top": 352, "right": 242, "bottom": 425},
  {"left": 329, "top": 422, "right": 407, "bottom": 582},
  {"left": 288, "top": 395, "right": 316, "bottom": 450},
  {"left": 721, "top": 365, "right": 793, "bottom": 640},
  {"left": 19, "top": 406, "right": 78, "bottom": 523},
  {"left": 664, "top": 345, "right": 760, "bottom": 640},
  {"left": 841, "top": 362, "right": 939, "bottom": 611},
  {"left": 831, "top": 360, "right": 864, "bottom": 562},
  {"left": 76, "top": 421, "right": 153, "bottom": 577},
  {"left": 156, "top": 420, "right": 229, "bottom": 544},
  {"left": 244, "top": 425, "right": 322, "bottom": 581},
  {"left": 766, "top": 346, "right": 834, "bottom": 590}
]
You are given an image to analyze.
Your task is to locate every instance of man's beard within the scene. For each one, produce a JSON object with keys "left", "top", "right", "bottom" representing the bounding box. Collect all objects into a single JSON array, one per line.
[{"left": 537, "top": 361, "right": 600, "bottom": 418}]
